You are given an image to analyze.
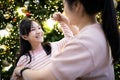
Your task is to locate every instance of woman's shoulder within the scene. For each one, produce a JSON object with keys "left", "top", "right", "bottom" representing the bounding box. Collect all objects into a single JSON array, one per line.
[
  {"left": 78, "top": 23, "right": 102, "bottom": 34},
  {"left": 76, "top": 23, "right": 104, "bottom": 40},
  {"left": 69, "top": 23, "right": 107, "bottom": 54}
]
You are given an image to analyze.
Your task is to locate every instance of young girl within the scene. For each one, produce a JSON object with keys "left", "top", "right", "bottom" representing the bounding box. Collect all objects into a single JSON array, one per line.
[{"left": 11, "top": 13, "right": 74, "bottom": 80}]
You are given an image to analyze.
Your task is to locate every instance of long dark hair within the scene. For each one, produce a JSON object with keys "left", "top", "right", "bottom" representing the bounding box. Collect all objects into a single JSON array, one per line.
[
  {"left": 65, "top": 0, "right": 120, "bottom": 62},
  {"left": 16, "top": 18, "right": 51, "bottom": 65}
]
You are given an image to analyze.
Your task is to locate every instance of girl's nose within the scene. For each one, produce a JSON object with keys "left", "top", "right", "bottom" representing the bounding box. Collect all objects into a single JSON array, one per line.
[
  {"left": 36, "top": 29, "right": 41, "bottom": 33},
  {"left": 36, "top": 29, "right": 43, "bottom": 35}
]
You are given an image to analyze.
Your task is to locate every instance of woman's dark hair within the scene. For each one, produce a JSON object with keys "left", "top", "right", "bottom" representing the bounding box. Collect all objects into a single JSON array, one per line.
[
  {"left": 16, "top": 18, "right": 51, "bottom": 65},
  {"left": 65, "top": 0, "right": 120, "bottom": 62}
]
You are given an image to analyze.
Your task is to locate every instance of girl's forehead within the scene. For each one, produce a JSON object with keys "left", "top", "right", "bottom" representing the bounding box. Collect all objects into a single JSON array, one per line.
[
  {"left": 32, "top": 21, "right": 38, "bottom": 25},
  {"left": 32, "top": 21, "right": 41, "bottom": 27}
]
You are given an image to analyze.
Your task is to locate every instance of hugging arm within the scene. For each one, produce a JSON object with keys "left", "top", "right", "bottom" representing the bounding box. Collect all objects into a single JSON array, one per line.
[{"left": 14, "top": 64, "right": 56, "bottom": 80}]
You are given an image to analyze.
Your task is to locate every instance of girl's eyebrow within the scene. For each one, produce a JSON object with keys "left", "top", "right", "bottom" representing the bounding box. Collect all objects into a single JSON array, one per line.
[
  {"left": 31, "top": 26, "right": 35, "bottom": 28},
  {"left": 37, "top": 25, "right": 41, "bottom": 28},
  {"left": 31, "top": 25, "right": 40, "bottom": 28}
]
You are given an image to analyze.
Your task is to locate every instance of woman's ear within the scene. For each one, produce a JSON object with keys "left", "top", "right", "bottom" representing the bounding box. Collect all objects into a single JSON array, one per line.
[
  {"left": 72, "top": 2, "right": 82, "bottom": 13},
  {"left": 21, "top": 35, "right": 28, "bottom": 40},
  {"left": 73, "top": 2, "right": 85, "bottom": 17}
]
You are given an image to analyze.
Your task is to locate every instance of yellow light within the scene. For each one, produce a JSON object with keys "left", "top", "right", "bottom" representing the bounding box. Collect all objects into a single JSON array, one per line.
[
  {"left": 46, "top": 18, "right": 56, "bottom": 29},
  {"left": 0, "top": 45, "right": 7, "bottom": 51},
  {"left": 0, "top": 29, "right": 10, "bottom": 38},
  {"left": 4, "top": 64, "right": 12, "bottom": 71},
  {"left": 16, "top": 7, "right": 26, "bottom": 16}
]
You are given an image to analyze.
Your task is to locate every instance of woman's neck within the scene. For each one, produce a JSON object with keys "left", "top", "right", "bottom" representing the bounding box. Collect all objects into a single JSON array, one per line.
[{"left": 77, "top": 15, "right": 97, "bottom": 30}]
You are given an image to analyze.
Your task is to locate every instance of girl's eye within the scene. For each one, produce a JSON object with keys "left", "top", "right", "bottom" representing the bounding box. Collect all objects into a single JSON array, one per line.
[
  {"left": 31, "top": 28, "right": 35, "bottom": 31},
  {"left": 38, "top": 26, "right": 41, "bottom": 29}
]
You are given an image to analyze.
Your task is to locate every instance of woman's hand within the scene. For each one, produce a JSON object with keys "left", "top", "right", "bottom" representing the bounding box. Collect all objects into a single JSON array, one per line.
[
  {"left": 52, "top": 12, "right": 79, "bottom": 35},
  {"left": 14, "top": 66, "right": 31, "bottom": 80},
  {"left": 52, "top": 12, "right": 69, "bottom": 25},
  {"left": 14, "top": 65, "right": 57, "bottom": 80}
]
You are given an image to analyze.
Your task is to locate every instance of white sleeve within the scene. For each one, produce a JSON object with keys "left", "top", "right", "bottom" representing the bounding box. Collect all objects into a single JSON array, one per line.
[
  {"left": 60, "top": 23, "right": 73, "bottom": 38},
  {"left": 51, "top": 38, "right": 68, "bottom": 57},
  {"left": 51, "top": 23, "right": 73, "bottom": 56},
  {"left": 50, "top": 37, "right": 94, "bottom": 80}
]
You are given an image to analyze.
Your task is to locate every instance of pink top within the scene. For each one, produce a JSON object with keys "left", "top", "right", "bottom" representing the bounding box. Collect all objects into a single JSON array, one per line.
[
  {"left": 16, "top": 23, "right": 73, "bottom": 70},
  {"left": 16, "top": 38, "right": 70, "bottom": 70},
  {"left": 50, "top": 23, "right": 114, "bottom": 80},
  {"left": 10, "top": 22, "right": 73, "bottom": 80}
]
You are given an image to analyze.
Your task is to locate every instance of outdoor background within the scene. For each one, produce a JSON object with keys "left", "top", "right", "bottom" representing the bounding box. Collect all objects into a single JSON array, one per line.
[{"left": 0, "top": 0, "right": 120, "bottom": 80}]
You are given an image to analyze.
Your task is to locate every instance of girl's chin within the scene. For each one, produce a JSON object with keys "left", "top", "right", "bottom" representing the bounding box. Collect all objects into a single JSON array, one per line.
[
  {"left": 40, "top": 39, "right": 44, "bottom": 43},
  {"left": 36, "top": 38, "right": 44, "bottom": 42}
]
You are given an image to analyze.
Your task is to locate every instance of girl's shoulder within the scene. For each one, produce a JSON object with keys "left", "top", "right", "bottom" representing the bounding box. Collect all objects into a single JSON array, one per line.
[{"left": 16, "top": 52, "right": 31, "bottom": 66}]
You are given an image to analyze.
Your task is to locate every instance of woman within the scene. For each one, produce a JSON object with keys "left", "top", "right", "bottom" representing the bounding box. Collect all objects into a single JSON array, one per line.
[
  {"left": 11, "top": 14, "right": 74, "bottom": 80},
  {"left": 15, "top": 0, "right": 120, "bottom": 80}
]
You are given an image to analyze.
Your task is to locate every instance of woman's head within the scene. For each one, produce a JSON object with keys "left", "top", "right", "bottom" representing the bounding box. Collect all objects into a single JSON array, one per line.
[
  {"left": 63, "top": 0, "right": 104, "bottom": 25},
  {"left": 64, "top": 0, "right": 104, "bottom": 15},
  {"left": 64, "top": 0, "right": 120, "bottom": 62}
]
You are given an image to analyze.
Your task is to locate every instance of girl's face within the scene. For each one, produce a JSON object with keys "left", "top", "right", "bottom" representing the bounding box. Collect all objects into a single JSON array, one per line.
[{"left": 24, "top": 21, "right": 44, "bottom": 44}]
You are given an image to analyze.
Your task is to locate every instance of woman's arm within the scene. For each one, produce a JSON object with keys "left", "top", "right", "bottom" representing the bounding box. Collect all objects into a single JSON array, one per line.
[
  {"left": 59, "top": 22, "right": 74, "bottom": 38},
  {"left": 53, "top": 12, "right": 74, "bottom": 38},
  {"left": 15, "top": 65, "right": 56, "bottom": 80},
  {"left": 50, "top": 12, "right": 74, "bottom": 56},
  {"left": 53, "top": 12, "right": 79, "bottom": 36}
]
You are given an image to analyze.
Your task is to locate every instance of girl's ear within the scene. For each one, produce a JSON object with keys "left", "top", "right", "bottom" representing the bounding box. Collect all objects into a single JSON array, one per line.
[{"left": 21, "top": 35, "right": 28, "bottom": 40}]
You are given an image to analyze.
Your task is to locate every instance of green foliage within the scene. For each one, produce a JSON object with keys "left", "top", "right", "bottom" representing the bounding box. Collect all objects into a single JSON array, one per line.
[
  {"left": 114, "top": 60, "right": 120, "bottom": 80},
  {"left": 0, "top": 0, "right": 120, "bottom": 80},
  {"left": 28, "top": 0, "right": 63, "bottom": 22},
  {"left": 42, "top": 21, "right": 64, "bottom": 42}
]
